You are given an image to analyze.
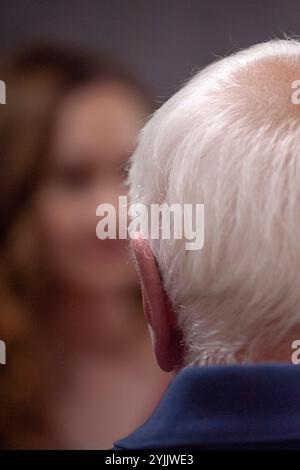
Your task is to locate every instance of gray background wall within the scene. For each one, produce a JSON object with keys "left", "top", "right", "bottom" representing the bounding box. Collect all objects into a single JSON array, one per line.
[{"left": 1, "top": 0, "right": 300, "bottom": 100}]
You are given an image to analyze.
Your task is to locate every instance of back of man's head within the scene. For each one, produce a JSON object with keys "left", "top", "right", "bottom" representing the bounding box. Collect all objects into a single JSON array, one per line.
[{"left": 129, "top": 39, "right": 300, "bottom": 369}]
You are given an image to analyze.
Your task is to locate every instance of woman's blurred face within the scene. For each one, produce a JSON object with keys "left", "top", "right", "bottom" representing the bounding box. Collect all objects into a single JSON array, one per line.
[{"left": 34, "top": 81, "right": 146, "bottom": 294}]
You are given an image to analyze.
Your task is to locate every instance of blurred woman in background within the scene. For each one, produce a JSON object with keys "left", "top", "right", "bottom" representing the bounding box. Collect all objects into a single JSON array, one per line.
[{"left": 0, "top": 45, "right": 170, "bottom": 449}]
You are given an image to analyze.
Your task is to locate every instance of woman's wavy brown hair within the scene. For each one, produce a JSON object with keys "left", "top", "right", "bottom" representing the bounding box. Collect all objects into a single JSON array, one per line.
[{"left": 0, "top": 44, "right": 149, "bottom": 448}]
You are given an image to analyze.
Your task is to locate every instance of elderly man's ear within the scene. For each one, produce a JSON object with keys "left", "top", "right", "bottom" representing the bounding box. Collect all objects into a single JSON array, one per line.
[{"left": 131, "top": 233, "right": 185, "bottom": 372}]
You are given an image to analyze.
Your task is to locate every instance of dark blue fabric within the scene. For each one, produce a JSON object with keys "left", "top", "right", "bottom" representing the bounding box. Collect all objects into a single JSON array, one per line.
[{"left": 114, "top": 364, "right": 300, "bottom": 450}]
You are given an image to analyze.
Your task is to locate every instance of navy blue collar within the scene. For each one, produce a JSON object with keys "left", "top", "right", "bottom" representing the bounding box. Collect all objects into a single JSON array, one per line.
[{"left": 114, "top": 364, "right": 300, "bottom": 449}]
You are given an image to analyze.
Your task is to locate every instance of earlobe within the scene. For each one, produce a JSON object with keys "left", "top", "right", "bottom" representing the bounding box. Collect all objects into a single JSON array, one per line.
[{"left": 131, "top": 233, "right": 185, "bottom": 372}]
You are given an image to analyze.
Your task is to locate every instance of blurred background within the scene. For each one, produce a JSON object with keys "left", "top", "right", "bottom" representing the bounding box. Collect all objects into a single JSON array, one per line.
[
  {"left": 1, "top": 0, "right": 300, "bottom": 99},
  {"left": 0, "top": 0, "right": 300, "bottom": 451}
]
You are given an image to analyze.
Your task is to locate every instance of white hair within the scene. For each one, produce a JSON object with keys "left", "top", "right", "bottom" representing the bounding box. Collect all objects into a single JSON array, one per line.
[{"left": 128, "top": 39, "right": 300, "bottom": 366}]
